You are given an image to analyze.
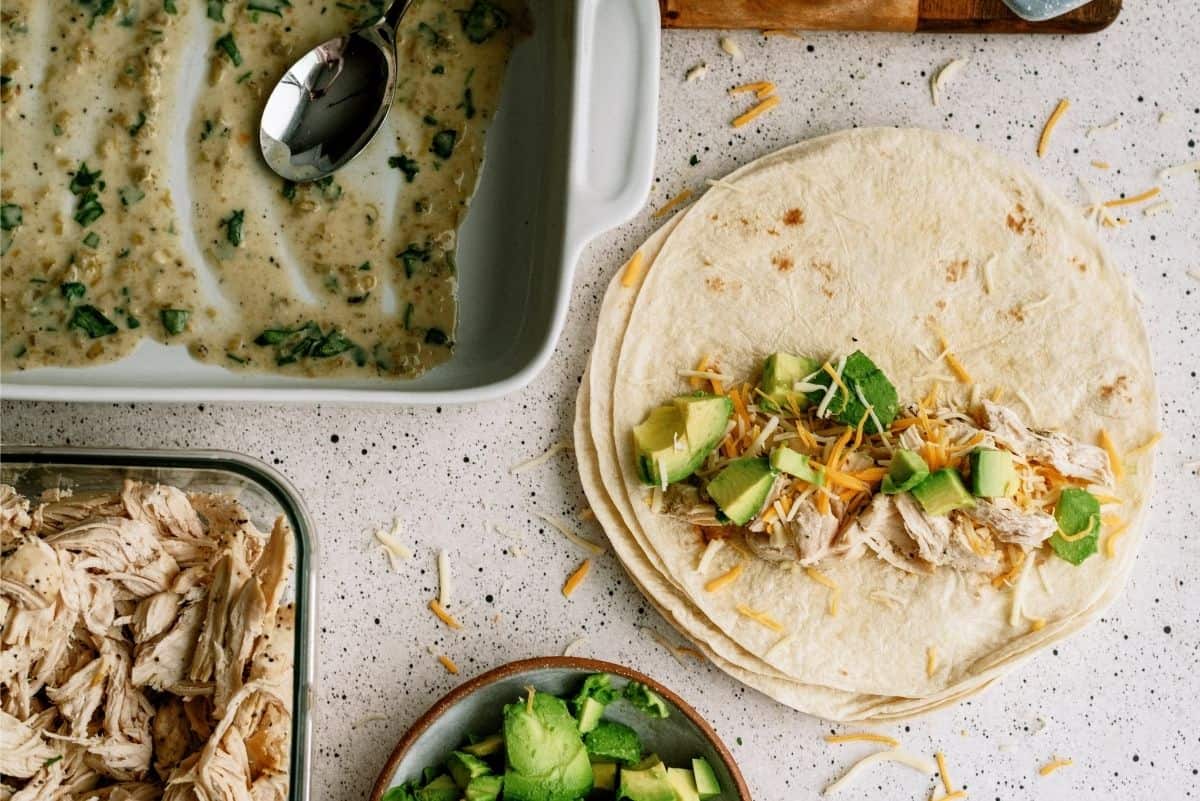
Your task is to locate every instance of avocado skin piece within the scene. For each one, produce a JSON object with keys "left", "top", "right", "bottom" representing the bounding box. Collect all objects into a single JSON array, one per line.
[
  {"left": 691, "top": 758, "right": 721, "bottom": 800},
  {"left": 617, "top": 758, "right": 676, "bottom": 801},
  {"left": 909, "top": 468, "right": 975, "bottom": 515},
  {"left": 415, "top": 775, "right": 459, "bottom": 801},
  {"left": 465, "top": 774, "right": 503, "bottom": 801},
  {"left": 448, "top": 752, "right": 492, "bottom": 789},
  {"left": 622, "top": 682, "right": 669, "bottom": 719},
  {"left": 967, "top": 449, "right": 1018, "bottom": 498},
  {"left": 462, "top": 733, "right": 505, "bottom": 758},
  {"left": 591, "top": 762, "right": 618, "bottom": 792},
  {"left": 666, "top": 767, "right": 701, "bottom": 801},
  {"left": 502, "top": 693, "right": 593, "bottom": 801},
  {"left": 759, "top": 352, "right": 819, "bottom": 410},
  {"left": 583, "top": 720, "right": 643, "bottom": 766},
  {"left": 1049, "top": 487, "right": 1101, "bottom": 565},
  {"left": 704, "top": 457, "right": 776, "bottom": 526},
  {"left": 881, "top": 448, "right": 930, "bottom": 494},
  {"left": 804, "top": 350, "right": 899, "bottom": 433}
]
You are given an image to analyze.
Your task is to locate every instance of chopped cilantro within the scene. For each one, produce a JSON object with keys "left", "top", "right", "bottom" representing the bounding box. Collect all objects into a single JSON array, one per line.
[
  {"left": 61, "top": 282, "right": 86, "bottom": 301},
  {"left": 403, "top": 302, "right": 414, "bottom": 330},
  {"left": 206, "top": 0, "right": 227, "bottom": 21},
  {"left": 78, "top": 0, "right": 116, "bottom": 26},
  {"left": 459, "top": 87, "right": 475, "bottom": 119},
  {"left": 430, "top": 130, "right": 457, "bottom": 159},
  {"left": 215, "top": 32, "right": 243, "bottom": 67},
  {"left": 163, "top": 0, "right": 178, "bottom": 13},
  {"left": 248, "top": 0, "right": 291, "bottom": 14},
  {"left": 160, "top": 308, "right": 190, "bottom": 335},
  {"left": 221, "top": 209, "right": 245, "bottom": 246},
  {"left": 69, "top": 163, "right": 105, "bottom": 228},
  {"left": 253, "top": 321, "right": 361, "bottom": 365},
  {"left": 0, "top": 203, "right": 21, "bottom": 230},
  {"left": 128, "top": 110, "right": 147, "bottom": 137},
  {"left": 82, "top": 231, "right": 100, "bottom": 249},
  {"left": 398, "top": 242, "right": 431, "bottom": 278},
  {"left": 388, "top": 154, "right": 419, "bottom": 182},
  {"left": 68, "top": 305, "right": 118, "bottom": 338},
  {"left": 119, "top": 185, "right": 145, "bottom": 207},
  {"left": 459, "top": 0, "right": 509, "bottom": 44}
]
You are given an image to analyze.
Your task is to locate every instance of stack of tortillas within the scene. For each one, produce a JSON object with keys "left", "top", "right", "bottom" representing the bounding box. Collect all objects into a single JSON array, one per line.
[{"left": 573, "top": 128, "right": 1158, "bottom": 721}]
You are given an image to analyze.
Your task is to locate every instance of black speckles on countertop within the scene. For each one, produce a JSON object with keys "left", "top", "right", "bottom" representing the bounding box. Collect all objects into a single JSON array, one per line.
[{"left": 3, "top": 9, "right": 1200, "bottom": 801}]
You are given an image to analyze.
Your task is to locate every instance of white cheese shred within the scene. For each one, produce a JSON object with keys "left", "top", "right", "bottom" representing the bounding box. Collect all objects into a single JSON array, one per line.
[
  {"left": 747, "top": 415, "right": 780, "bottom": 456},
  {"left": 534, "top": 511, "right": 606, "bottom": 555},
  {"left": 1158, "top": 159, "right": 1200, "bottom": 180},
  {"left": 1009, "top": 551, "right": 1036, "bottom": 627},
  {"left": 1143, "top": 200, "right": 1173, "bottom": 216},
  {"left": 373, "top": 520, "right": 413, "bottom": 572},
  {"left": 437, "top": 549, "right": 452, "bottom": 608},
  {"left": 815, "top": 355, "right": 847, "bottom": 419},
  {"left": 696, "top": 538, "right": 725, "bottom": 573},
  {"left": 719, "top": 36, "right": 743, "bottom": 60},
  {"left": 1085, "top": 118, "right": 1120, "bottom": 138},
  {"left": 562, "top": 636, "right": 588, "bottom": 657},
  {"left": 931, "top": 58, "right": 967, "bottom": 106},
  {"left": 510, "top": 441, "right": 573, "bottom": 475},
  {"left": 685, "top": 62, "right": 708, "bottom": 82},
  {"left": 822, "top": 749, "right": 936, "bottom": 795}
]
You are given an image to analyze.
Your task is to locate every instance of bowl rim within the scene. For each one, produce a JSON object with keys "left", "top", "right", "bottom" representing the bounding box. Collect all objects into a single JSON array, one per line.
[{"left": 367, "top": 656, "right": 751, "bottom": 801}]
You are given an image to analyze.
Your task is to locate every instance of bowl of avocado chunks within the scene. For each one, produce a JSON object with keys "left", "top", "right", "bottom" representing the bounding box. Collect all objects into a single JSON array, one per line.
[{"left": 369, "top": 657, "right": 748, "bottom": 801}]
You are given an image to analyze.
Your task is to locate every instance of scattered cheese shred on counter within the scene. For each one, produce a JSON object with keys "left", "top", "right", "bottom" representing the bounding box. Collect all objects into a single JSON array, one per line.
[
  {"left": 824, "top": 733, "right": 900, "bottom": 748},
  {"left": 732, "top": 94, "right": 780, "bottom": 128},
  {"left": 620, "top": 249, "right": 646, "bottom": 288},
  {"left": 729, "top": 80, "right": 776, "bottom": 100},
  {"left": 437, "top": 549, "right": 452, "bottom": 607},
  {"left": 1090, "top": 160, "right": 1110, "bottom": 169},
  {"left": 510, "top": 441, "right": 573, "bottom": 474},
  {"left": 1102, "top": 186, "right": 1161, "bottom": 208},
  {"left": 735, "top": 604, "right": 784, "bottom": 633},
  {"left": 1157, "top": 159, "right": 1200, "bottom": 180},
  {"left": 935, "top": 751, "right": 954, "bottom": 794},
  {"left": 652, "top": 188, "right": 695, "bottom": 219},
  {"left": 437, "top": 654, "right": 460, "bottom": 674},
  {"left": 429, "top": 599, "right": 462, "bottom": 630},
  {"left": 696, "top": 538, "right": 726, "bottom": 573},
  {"left": 931, "top": 58, "right": 967, "bottom": 106},
  {"left": 719, "top": 36, "right": 743, "bottom": 60},
  {"left": 1143, "top": 200, "right": 1173, "bottom": 216},
  {"left": 762, "top": 28, "right": 803, "bottom": 38},
  {"left": 374, "top": 521, "right": 414, "bottom": 572},
  {"left": 684, "top": 63, "right": 707, "bottom": 82},
  {"left": 1038, "top": 757, "right": 1073, "bottom": 776},
  {"left": 823, "top": 749, "right": 936, "bottom": 795},
  {"left": 926, "top": 646, "right": 939, "bottom": 677},
  {"left": 705, "top": 562, "right": 744, "bottom": 593},
  {"left": 562, "top": 636, "right": 588, "bottom": 656},
  {"left": 804, "top": 567, "right": 841, "bottom": 616},
  {"left": 1128, "top": 431, "right": 1163, "bottom": 456},
  {"left": 934, "top": 792, "right": 967, "bottom": 801},
  {"left": 562, "top": 558, "right": 592, "bottom": 598},
  {"left": 1104, "top": 518, "right": 1130, "bottom": 558},
  {"left": 1097, "top": 429, "right": 1125, "bottom": 480},
  {"left": 1086, "top": 118, "right": 1119, "bottom": 138},
  {"left": 534, "top": 511, "right": 606, "bottom": 555},
  {"left": 1037, "top": 98, "right": 1071, "bottom": 158}
]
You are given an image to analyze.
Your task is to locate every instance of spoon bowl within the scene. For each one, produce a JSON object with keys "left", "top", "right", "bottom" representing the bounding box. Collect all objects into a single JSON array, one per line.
[{"left": 260, "top": 1, "right": 412, "bottom": 182}]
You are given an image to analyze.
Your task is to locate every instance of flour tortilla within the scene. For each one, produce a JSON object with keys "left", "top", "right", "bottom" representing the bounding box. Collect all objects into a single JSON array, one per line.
[{"left": 584, "top": 128, "right": 1156, "bottom": 707}]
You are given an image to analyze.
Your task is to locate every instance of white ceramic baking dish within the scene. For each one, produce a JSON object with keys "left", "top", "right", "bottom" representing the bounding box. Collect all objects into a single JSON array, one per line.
[{"left": 1, "top": 0, "right": 659, "bottom": 404}]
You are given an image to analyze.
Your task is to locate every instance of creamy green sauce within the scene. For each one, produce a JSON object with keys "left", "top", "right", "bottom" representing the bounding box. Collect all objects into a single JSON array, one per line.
[{"left": 0, "top": 0, "right": 525, "bottom": 378}]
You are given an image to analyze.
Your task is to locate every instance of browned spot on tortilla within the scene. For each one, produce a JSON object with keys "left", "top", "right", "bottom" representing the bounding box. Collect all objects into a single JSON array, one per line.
[
  {"left": 1007, "top": 305, "right": 1026, "bottom": 322},
  {"left": 945, "top": 260, "right": 969, "bottom": 282},
  {"left": 739, "top": 217, "right": 751, "bottom": 227},
  {"left": 771, "top": 254, "right": 795, "bottom": 272},
  {"left": 1006, "top": 204, "right": 1030, "bottom": 235},
  {"left": 935, "top": 299, "right": 947, "bottom": 310},
  {"left": 705, "top": 276, "right": 726, "bottom": 292},
  {"left": 766, "top": 228, "right": 780, "bottom": 236},
  {"left": 1071, "top": 257, "right": 1088, "bottom": 273},
  {"left": 1099, "top": 375, "right": 1132, "bottom": 404},
  {"left": 810, "top": 259, "right": 834, "bottom": 281},
  {"left": 783, "top": 208, "right": 805, "bottom": 226},
  {"left": 710, "top": 214, "right": 719, "bottom": 221}
]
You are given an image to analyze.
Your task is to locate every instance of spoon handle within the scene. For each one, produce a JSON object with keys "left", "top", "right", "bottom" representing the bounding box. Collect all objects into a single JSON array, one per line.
[{"left": 382, "top": 0, "right": 416, "bottom": 32}]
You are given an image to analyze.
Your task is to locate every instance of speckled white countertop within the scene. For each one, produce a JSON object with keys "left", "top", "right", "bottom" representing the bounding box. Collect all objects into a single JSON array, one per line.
[{"left": 4, "top": 5, "right": 1198, "bottom": 800}]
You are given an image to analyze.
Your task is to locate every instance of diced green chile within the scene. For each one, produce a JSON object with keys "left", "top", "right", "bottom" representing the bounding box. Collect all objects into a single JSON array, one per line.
[
  {"left": 61, "top": 282, "right": 86, "bottom": 301},
  {"left": 160, "top": 308, "right": 190, "bottom": 335},
  {"left": 459, "top": 0, "right": 509, "bottom": 43},
  {"left": 430, "top": 130, "right": 457, "bottom": 159},
  {"left": 222, "top": 209, "right": 245, "bottom": 246},
  {"left": 69, "top": 305, "right": 118, "bottom": 338},
  {"left": 0, "top": 203, "right": 22, "bottom": 230}
]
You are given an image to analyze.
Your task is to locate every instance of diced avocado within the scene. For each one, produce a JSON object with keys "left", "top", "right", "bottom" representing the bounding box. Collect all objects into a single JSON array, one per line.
[
  {"left": 633, "top": 395, "right": 732, "bottom": 486},
  {"left": 804, "top": 350, "right": 899, "bottom": 433},
  {"left": 503, "top": 691, "right": 592, "bottom": 801},
  {"left": 909, "top": 468, "right": 975, "bottom": 515},
  {"left": 584, "top": 720, "right": 642, "bottom": 766},
  {"left": 414, "top": 774, "right": 458, "bottom": 801},
  {"left": 577, "top": 696, "right": 605, "bottom": 734},
  {"left": 968, "top": 449, "right": 1018, "bottom": 498},
  {"left": 618, "top": 758, "right": 675, "bottom": 801},
  {"left": 591, "top": 762, "right": 618, "bottom": 792},
  {"left": 705, "top": 457, "right": 776, "bottom": 525},
  {"left": 622, "top": 681, "right": 669, "bottom": 719},
  {"left": 881, "top": 449, "right": 930, "bottom": 495},
  {"left": 381, "top": 783, "right": 417, "bottom": 801},
  {"left": 572, "top": 674, "right": 618, "bottom": 715},
  {"left": 691, "top": 758, "right": 721, "bottom": 800},
  {"left": 465, "top": 774, "right": 503, "bottom": 801},
  {"left": 667, "top": 768, "right": 700, "bottom": 801},
  {"left": 448, "top": 752, "right": 491, "bottom": 789},
  {"left": 462, "top": 733, "right": 504, "bottom": 758},
  {"left": 759, "top": 352, "right": 819, "bottom": 411},
  {"left": 768, "top": 446, "right": 826, "bottom": 486},
  {"left": 1049, "top": 487, "right": 1100, "bottom": 565}
]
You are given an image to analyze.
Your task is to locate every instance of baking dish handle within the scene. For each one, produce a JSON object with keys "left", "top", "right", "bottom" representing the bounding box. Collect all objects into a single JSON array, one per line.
[{"left": 565, "top": 0, "right": 660, "bottom": 247}]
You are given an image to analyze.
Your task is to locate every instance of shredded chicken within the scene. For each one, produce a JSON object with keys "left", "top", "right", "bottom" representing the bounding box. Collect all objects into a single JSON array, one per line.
[
  {"left": 963, "top": 498, "right": 1057, "bottom": 548},
  {"left": 850, "top": 494, "right": 933, "bottom": 575},
  {"left": 980, "top": 400, "right": 1114, "bottom": 485},
  {"left": 0, "top": 480, "right": 294, "bottom": 801},
  {"left": 743, "top": 498, "right": 842, "bottom": 565}
]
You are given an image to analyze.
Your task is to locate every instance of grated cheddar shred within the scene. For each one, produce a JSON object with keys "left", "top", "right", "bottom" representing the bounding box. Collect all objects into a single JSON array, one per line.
[
  {"left": 620, "top": 249, "right": 646, "bottom": 288},
  {"left": 1037, "top": 98, "right": 1070, "bottom": 158},
  {"left": 562, "top": 558, "right": 592, "bottom": 598}
]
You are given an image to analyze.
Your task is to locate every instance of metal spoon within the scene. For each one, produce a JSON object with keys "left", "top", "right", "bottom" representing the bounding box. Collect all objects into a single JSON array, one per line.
[{"left": 259, "top": 0, "right": 414, "bottom": 182}]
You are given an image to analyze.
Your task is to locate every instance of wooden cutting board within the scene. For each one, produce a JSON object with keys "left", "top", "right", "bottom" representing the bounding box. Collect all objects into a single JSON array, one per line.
[{"left": 660, "top": 0, "right": 1121, "bottom": 33}]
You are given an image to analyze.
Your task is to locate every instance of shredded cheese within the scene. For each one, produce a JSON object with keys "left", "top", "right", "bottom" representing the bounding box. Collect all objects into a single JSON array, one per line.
[
  {"left": 805, "top": 567, "right": 840, "bottom": 616},
  {"left": 1127, "top": 431, "right": 1162, "bottom": 456},
  {"left": 562, "top": 636, "right": 587, "bottom": 656},
  {"left": 824, "top": 733, "right": 900, "bottom": 748},
  {"left": 696, "top": 538, "right": 725, "bottom": 573},
  {"left": 534, "top": 511, "right": 606, "bottom": 555},
  {"left": 1037, "top": 99, "right": 1070, "bottom": 158},
  {"left": 652, "top": 188, "right": 695, "bottom": 219},
  {"left": 822, "top": 749, "right": 936, "bottom": 795},
  {"left": 1086, "top": 118, "right": 1119, "bottom": 138},
  {"left": 705, "top": 562, "right": 744, "bottom": 593},
  {"left": 1090, "top": 160, "right": 1110, "bottom": 169},
  {"left": 719, "top": 36, "right": 743, "bottom": 60},
  {"left": 561, "top": 559, "right": 592, "bottom": 597},
  {"left": 935, "top": 792, "right": 967, "bottom": 801},
  {"left": 762, "top": 28, "right": 803, "bottom": 38},
  {"left": 1097, "top": 429, "right": 1124, "bottom": 480},
  {"left": 931, "top": 58, "right": 967, "bottom": 106},
  {"left": 1158, "top": 159, "right": 1200, "bottom": 180},
  {"left": 729, "top": 80, "right": 776, "bottom": 100},
  {"left": 437, "top": 654, "right": 459, "bottom": 674},
  {"left": 1038, "top": 757, "right": 1073, "bottom": 776},
  {"left": 935, "top": 751, "right": 953, "bottom": 794},
  {"left": 815, "top": 355, "right": 847, "bottom": 419},
  {"left": 926, "top": 646, "right": 938, "bottom": 677},
  {"left": 679, "top": 369, "right": 733, "bottom": 383},
  {"left": 1103, "top": 519, "right": 1130, "bottom": 558},
  {"left": 510, "top": 441, "right": 573, "bottom": 474},
  {"left": 1009, "top": 552, "right": 1036, "bottom": 627},
  {"left": 735, "top": 604, "right": 784, "bottom": 632},
  {"left": 1102, "top": 186, "right": 1161, "bottom": 208},
  {"left": 437, "top": 549, "right": 452, "bottom": 607},
  {"left": 732, "top": 95, "right": 780, "bottom": 128},
  {"left": 684, "top": 63, "right": 707, "bottom": 82},
  {"left": 1143, "top": 200, "right": 1173, "bottom": 216},
  {"left": 429, "top": 599, "right": 462, "bottom": 630},
  {"left": 373, "top": 520, "right": 413, "bottom": 571},
  {"left": 620, "top": 249, "right": 646, "bottom": 288}
]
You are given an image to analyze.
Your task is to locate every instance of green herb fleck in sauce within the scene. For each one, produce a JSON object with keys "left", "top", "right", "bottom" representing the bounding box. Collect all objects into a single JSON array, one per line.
[
  {"left": 215, "top": 32, "right": 243, "bottom": 67},
  {"left": 388, "top": 154, "right": 419, "bottom": 182},
  {"left": 221, "top": 209, "right": 245, "bottom": 246},
  {"left": 69, "top": 305, "right": 118, "bottom": 338},
  {"left": 160, "top": 308, "right": 190, "bottom": 335}
]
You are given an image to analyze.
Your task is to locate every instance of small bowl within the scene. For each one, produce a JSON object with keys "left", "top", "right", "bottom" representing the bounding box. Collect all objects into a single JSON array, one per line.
[{"left": 368, "top": 657, "right": 749, "bottom": 801}]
